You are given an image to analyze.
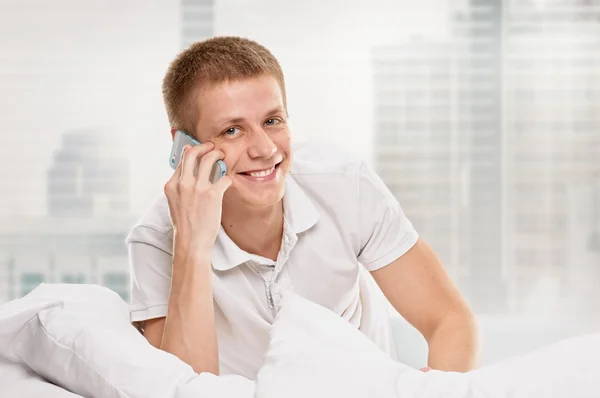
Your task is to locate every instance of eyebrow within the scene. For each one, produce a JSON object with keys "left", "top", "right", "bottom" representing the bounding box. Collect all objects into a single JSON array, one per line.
[{"left": 213, "top": 106, "right": 286, "bottom": 129}]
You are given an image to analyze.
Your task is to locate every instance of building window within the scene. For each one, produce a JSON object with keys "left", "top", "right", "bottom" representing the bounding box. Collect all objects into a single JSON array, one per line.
[
  {"left": 102, "top": 272, "right": 130, "bottom": 302},
  {"left": 20, "top": 272, "right": 45, "bottom": 297},
  {"left": 61, "top": 273, "right": 86, "bottom": 284}
]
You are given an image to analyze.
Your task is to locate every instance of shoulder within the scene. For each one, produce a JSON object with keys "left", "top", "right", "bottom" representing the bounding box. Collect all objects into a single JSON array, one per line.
[
  {"left": 125, "top": 192, "right": 173, "bottom": 252},
  {"left": 289, "top": 141, "right": 386, "bottom": 202},
  {"left": 289, "top": 141, "right": 367, "bottom": 180},
  {"left": 288, "top": 141, "right": 370, "bottom": 223},
  {"left": 288, "top": 141, "right": 399, "bottom": 220}
]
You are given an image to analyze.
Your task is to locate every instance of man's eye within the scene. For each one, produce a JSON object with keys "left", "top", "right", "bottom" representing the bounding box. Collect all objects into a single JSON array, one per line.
[
  {"left": 265, "top": 118, "right": 280, "bottom": 126},
  {"left": 224, "top": 127, "right": 240, "bottom": 136}
]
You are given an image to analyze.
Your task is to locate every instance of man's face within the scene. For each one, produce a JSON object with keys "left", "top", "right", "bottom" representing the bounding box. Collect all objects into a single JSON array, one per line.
[{"left": 193, "top": 74, "right": 291, "bottom": 209}]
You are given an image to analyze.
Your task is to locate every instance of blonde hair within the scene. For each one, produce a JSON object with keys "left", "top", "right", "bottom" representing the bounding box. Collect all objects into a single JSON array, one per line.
[{"left": 162, "top": 36, "right": 287, "bottom": 133}]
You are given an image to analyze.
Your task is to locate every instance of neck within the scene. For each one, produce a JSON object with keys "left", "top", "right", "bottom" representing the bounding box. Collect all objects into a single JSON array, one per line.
[{"left": 221, "top": 199, "right": 284, "bottom": 262}]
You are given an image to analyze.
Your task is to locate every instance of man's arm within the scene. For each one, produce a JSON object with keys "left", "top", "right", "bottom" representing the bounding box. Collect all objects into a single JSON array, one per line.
[
  {"left": 136, "top": 142, "right": 231, "bottom": 375},
  {"left": 142, "top": 317, "right": 165, "bottom": 348},
  {"left": 139, "top": 252, "right": 218, "bottom": 375},
  {"left": 160, "top": 251, "right": 219, "bottom": 374},
  {"left": 370, "top": 238, "right": 480, "bottom": 372}
]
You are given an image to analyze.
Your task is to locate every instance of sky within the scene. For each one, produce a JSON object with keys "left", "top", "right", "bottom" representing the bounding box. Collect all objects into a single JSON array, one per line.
[{"left": 0, "top": 0, "right": 448, "bottom": 216}]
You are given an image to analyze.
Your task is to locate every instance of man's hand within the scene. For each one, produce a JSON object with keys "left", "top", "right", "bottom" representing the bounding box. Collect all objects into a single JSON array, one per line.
[
  {"left": 419, "top": 367, "right": 431, "bottom": 372},
  {"left": 164, "top": 142, "right": 232, "bottom": 257}
]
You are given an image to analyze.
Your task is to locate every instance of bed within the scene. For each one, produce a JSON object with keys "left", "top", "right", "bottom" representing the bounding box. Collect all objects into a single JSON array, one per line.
[
  {"left": 0, "top": 357, "right": 83, "bottom": 398},
  {"left": 0, "top": 283, "right": 597, "bottom": 398}
]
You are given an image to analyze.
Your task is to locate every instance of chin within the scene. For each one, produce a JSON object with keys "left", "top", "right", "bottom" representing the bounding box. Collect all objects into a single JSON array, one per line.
[{"left": 244, "top": 186, "right": 285, "bottom": 208}]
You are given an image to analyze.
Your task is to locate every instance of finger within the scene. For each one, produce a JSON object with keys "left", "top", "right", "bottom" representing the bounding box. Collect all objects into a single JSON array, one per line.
[
  {"left": 180, "top": 142, "right": 214, "bottom": 182},
  {"left": 211, "top": 175, "right": 233, "bottom": 196},
  {"left": 173, "top": 145, "right": 190, "bottom": 179},
  {"left": 166, "top": 145, "right": 189, "bottom": 190},
  {"left": 196, "top": 149, "right": 225, "bottom": 185}
]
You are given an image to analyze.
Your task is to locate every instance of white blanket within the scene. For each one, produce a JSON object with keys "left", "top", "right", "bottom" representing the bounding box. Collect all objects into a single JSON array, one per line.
[
  {"left": 0, "top": 283, "right": 598, "bottom": 398},
  {"left": 0, "top": 357, "right": 84, "bottom": 398},
  {"left": 256, "top": 291, "right": 600, "bottom": 398},
  {"left": 0, "top": 283, "right": 255, "bottom": 398}
]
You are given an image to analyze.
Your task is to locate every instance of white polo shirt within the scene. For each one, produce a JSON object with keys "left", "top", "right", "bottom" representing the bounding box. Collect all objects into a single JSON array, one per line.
[{"left": 126, "top": 142, "right": 419, "bottom": 379}]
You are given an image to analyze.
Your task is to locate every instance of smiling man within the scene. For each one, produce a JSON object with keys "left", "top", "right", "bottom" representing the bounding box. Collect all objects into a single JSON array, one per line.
[{"left": 126, "top": 36, "right": 479, "bottom": 379}]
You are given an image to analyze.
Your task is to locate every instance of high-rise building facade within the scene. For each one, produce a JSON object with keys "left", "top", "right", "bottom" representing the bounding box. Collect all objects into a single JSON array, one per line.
[
  {"left": 47, "top": 128, "right": 130, "bottom": 218},
  {"left": 373, "top": 0, "right": 600, "bottom": 314},
  {"left": 503, "top": 0, "right": 600, "bottom": 312},
  {"left": 452, "top": 0, "right": 507, "bottom": 313},
  {"left": 0, "top": 129, "right": 135, "bottom": 304},
  {"left": 181, "top": 0, "right": 214, "bottom": 49},
  {"left": 372, "top": 41, "right": 470, "bottom": 290},
  {"left": 0, "top": 216, "right": 135, "bottom": 303},
  {"left": 373, "top": 3, "right": 509, "bottom": 313}
]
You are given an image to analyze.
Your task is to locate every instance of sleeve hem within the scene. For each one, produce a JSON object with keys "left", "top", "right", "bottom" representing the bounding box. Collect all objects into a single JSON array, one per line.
[
  {"left": 130, "top": 304, "right": 168, "bottom": 322},
  {"left": 361, "top": 231, "right": 419, "bottom": 272}
]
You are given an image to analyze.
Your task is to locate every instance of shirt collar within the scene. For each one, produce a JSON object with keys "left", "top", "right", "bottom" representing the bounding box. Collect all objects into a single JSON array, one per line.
[
  {"left": 282, "top": 174, "right": 320, "bottom": 234},
  {"left": 211, "top": 174, "right": 320, "bottom": 271}
]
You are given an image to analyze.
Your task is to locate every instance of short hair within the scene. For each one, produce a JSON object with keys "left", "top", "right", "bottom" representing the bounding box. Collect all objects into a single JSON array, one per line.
[{"left": 162, "top": 36, "right": 287, "bottom": 134}]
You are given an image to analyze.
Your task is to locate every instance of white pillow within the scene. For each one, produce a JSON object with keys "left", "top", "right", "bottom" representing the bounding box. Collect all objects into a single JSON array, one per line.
[
  {"left": 464, "top": 332, "right": 600, "bottom": 398},
  {"left": 0, "top": 357, "right": 84, "bottom": 398},
  {"left": 0, "top": 283, "right": 255, "bottom": 398},
  {"left": 255, "top": 291, "right": 600, "bottom": 398},
  {"left": 255, "top": 292, "right": 412, "bottom": 398}
]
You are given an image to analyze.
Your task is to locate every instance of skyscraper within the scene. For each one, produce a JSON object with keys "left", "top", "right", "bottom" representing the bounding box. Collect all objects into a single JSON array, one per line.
[
  {"left": 371, "top": 40, "right": 470, "bottom": 290},
  {"left": 372, "top": 1, "right": 509, "bottom": 314},
  {"left": 373, "top": 0, "right": 600, "bottom": 314},
  {"left": 47, "top": 128, "right": 130, "bottom": 218},
  {"left": 181, "top": 0, "right": 214, "bottom": 49},
  {"left": 503, "top": 0, "right": 600, "bottom": 313},
  {"left": 0, "top": 128, "right": 135, "bottom": 305},
  {"left": 0, "top": 215, "right": 136, "bottom": 303},
  {"left": 452, "top": 0, "right": 507, "bottom": 313}
]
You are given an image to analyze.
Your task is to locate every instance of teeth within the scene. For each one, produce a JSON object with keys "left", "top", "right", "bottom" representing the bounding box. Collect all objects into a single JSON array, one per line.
[{"left": 249, "top": 167, "right": 275, "bottom": 178}]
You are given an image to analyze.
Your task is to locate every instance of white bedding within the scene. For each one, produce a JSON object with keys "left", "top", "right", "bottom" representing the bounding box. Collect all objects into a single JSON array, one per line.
[
  {"left": 256, "top": 291, "right": 600, "bottom": 398},
  {"left": 0, "top": 357, "right": 83, "bottom": 398},
  {"left": 0, "top": 283, "right": 254, "bottom": 398},
  {"left": 0, "top": 283, "right": 598, "bottom": 398}
]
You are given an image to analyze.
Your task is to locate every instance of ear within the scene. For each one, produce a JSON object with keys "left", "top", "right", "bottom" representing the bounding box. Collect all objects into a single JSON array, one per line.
[{"left": 170, "top": 128, "right": 177, "bottom": 140}]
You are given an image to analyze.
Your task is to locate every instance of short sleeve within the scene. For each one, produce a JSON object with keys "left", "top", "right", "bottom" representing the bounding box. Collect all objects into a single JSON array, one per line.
[
  {"left": 126, "top": 225, "right": 174, "bottom": 322},
  {"left": 357, "top": 161, "right": 419, "bottom": 271}
]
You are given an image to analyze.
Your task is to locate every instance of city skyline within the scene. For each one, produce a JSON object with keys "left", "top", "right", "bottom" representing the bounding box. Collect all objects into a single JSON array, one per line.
[
  {"left": 504, "top": 0, "right": 600, "bottom": 315},
  {"left": 373, "top": 0, "right": 600, "bottom": 315},
  {"left": 0, "top": 0, "right": 445, "bottom": 218},
  {"left": 0, "top": 127, "right": 138, "bottom": 303},
  {"left": 47, "top": 128, "right": 130, "bottom": 218},
  {"left": 181, "top": 0, "right": 214, "bottom": 48},
  {"left": 0, "top": 0, "right": 598, "bottom": 320},
  {"left": 0, "top": 0, "right": 217, "bottom": 304}
]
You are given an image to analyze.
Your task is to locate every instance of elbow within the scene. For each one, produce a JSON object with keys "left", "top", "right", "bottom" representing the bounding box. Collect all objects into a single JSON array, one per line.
[
  {"left": 427, "top": 303, "right": 480, "bottom": 344},
  {"left": 192, "top": 360, "right": 220, "bottom": 376}
]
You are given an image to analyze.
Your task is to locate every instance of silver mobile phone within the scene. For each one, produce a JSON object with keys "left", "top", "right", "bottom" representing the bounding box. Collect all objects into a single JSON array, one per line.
[{"left": 169, "top": 130, "right": 226, "bottom": 183}]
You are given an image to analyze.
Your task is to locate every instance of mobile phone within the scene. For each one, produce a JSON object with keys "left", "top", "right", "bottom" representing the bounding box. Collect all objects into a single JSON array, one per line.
[{"left": 169, "top": 130, "right": 227, "bottom": 183}]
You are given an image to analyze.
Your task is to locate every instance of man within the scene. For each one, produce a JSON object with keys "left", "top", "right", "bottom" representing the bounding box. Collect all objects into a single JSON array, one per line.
[{"left": 126, "top": 36, "right": 479, "bottom": 379}]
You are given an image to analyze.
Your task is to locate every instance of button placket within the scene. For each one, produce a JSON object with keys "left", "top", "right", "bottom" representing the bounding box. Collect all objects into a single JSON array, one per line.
[{"left": 266, "top": 223, "right": 298, "bottom": 315}]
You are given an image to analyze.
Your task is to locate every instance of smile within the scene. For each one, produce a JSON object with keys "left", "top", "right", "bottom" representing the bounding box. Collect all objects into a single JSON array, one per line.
[
  {"left": 239, "top": 162, "right": 281, "bottom": 181},
  {"left": 247, "top": 166, "right": 275, "bottom": 177}
]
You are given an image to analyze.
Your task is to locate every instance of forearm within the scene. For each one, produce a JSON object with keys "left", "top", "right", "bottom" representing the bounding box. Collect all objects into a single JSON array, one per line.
[
  {"left": 426, "top": 310, "right": 480, "bottom": 372},
  {"left": 161, "top": 251, "right": 219, "bottom": 375}
]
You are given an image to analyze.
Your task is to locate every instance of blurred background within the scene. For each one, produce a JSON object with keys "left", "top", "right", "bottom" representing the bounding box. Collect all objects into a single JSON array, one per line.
[{"left": 0, "top": 0, "right": 598, "bottom": 368}]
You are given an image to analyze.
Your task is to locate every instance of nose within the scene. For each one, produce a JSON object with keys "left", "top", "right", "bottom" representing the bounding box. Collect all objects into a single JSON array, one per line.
[{"left": 247, "top": 129, "right": 277, "bottom": 159}]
